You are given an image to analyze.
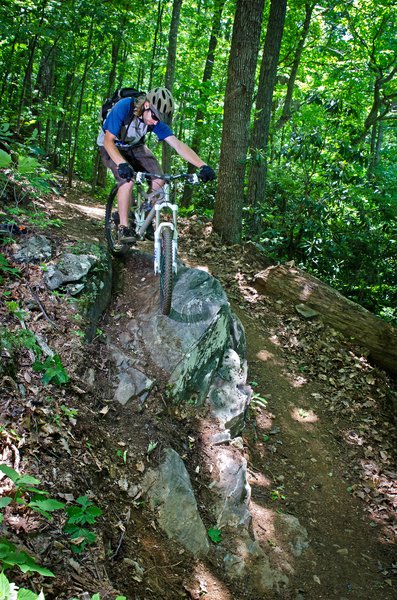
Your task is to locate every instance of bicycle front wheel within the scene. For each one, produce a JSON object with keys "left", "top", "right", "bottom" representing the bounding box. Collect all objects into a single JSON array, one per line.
[
  {"left": 105, "top": 185, "right": 121, "bottom": 256},
  {"left": 159, "top": 227, "right": 173, "bottom": 316}
]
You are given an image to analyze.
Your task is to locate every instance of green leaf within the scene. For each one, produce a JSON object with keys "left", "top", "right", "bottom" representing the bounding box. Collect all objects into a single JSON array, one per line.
[
  {"left": 0, "top": 464, "right": 41, "bottom": 487},
  {"left": 29, "top": 499, "right": 65, "bottom": 512},
  {"left": 0, "top": 497, "right": 12, "bottom": 509},
  {"left": 207, "top": 527, "right": 222, "bottom": 544},
  {"left": 17, "top": 156, "right": 39, "bottom": 175},
  {"left": 0, "top": 571, "right": 11, "bottom": 598},
  {"left": 0, "top": 149, "right": 11, "bottom": 168},
  {"left": 17, "top": 589, "right": 41, "bottom": 600}
]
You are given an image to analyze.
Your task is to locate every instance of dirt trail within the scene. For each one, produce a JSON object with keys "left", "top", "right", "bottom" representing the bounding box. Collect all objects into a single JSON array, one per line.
[
  {"left": 10, "top": 183, "right": 393, "bottom": 600},
  {"left": 234, "top": 307, "right": 395, "bottom": 599}
]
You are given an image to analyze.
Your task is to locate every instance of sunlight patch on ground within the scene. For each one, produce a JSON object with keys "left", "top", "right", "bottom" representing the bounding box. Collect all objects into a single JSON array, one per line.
[
  {"left": 248, "top": 470, "right": 272, "bottom": 489},
  {"left": 256, "top": 349, "right": 283, "bottom": 368},
  {"left": 52, "top": 197, "right": 105, "bottom": 220},
  {"left": 285, "top": 373, "right": 308, "bottom": 388},
  {"left": 291, "top": 406, "right": 319, "bottom": 424},
  {"left": 195, "top": 265, "right": 210, "bottom": 273},
  {"left": 185, "top": 562, "right": 233, "bottom": 599}
]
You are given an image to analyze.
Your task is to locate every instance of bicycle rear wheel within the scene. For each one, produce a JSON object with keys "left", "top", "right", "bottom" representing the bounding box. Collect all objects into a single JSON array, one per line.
[
  {"left": 105, "top": 185, "right": 121, "bottom": 256},
  {"left": 159, "top": 227, "right": 173, "bottom": 316}
]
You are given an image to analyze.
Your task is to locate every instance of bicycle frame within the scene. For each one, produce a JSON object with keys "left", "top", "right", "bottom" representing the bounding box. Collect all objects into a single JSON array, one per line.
[{"left": 133, "top": 171, "right": 198, "bottom": 275}]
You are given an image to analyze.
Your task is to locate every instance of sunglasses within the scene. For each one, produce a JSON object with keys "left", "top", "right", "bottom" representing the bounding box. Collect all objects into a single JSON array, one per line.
[{"left": 143, "top": 107, "right": 159, "bottom": 122}]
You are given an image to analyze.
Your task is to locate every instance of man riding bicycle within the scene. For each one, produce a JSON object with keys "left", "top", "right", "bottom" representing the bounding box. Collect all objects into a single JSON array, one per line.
[{"left": 97, "top": 87, "right": 215, "bottom": 243}]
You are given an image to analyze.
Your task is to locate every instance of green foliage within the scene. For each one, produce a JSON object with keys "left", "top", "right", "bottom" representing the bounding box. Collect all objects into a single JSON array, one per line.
[
  {"left": 0, "top": 327, "right": 42, "bottom": 358},
  {"left": 207, "top": 527, "right": 222, "bottom": 544},
  {"left": 0, "top": 465, "right": 65, "bottom": 521},
  {"left": 0, "top": 149, "right": 11, "bottom": 169},
  {"left": 0, "top": 254, "right": 20, "bottom": 284},
  {"left": 0, "top": 571, "right": 45, "bottom": 599},
  {"left": 64, "top": 496, "right": 102, "bottom": 554},
  {"left": 3, "top": 206, "right": 63, "bottom": 230},
  {"left": 0, "top": 465, "right": 64, "bottom": 579},
  {"left": 32, "top": 354, "right": 69, "bottom": 386},
  {"left": 0, "top": 541, "right": 54, "bottom": 578},
  {"left": 5, "top": 301, "right": 27, "bottom": 322}
]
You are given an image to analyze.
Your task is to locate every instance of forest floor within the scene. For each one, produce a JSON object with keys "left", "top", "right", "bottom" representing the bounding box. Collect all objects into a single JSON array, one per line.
[{"left": 0, "top": 179, "right": 396, "bottom": 600}]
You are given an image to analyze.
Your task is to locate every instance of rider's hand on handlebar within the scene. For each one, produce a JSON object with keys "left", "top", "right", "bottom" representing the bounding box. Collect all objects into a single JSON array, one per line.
[
  {"left": 198, "top": 164, "right": 216, "bottom": 182},
  {"left": 118, "top": 162, "right": 135, "bottom": 181}
]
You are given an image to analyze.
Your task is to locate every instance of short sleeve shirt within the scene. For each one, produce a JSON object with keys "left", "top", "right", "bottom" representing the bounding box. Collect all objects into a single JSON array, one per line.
[{"left": 97, "top": 98, "right": 173, "bottom": 147}]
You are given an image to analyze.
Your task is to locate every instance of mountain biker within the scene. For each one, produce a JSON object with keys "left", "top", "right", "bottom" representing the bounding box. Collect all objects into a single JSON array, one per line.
[{"left": 97, "top": 87, "right": 215, "bottom": 242}]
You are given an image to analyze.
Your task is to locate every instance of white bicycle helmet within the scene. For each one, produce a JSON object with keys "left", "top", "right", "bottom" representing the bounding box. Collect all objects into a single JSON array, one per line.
[{"left": 146, "top": 87, "right": 175, "bottom": 120}]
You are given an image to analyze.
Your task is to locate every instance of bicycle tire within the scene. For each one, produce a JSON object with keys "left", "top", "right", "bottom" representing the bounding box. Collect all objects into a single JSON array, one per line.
[
  {"left": 159, "top": 227, "right": 173, "bottom": 316},
  {"left": 105, "top": 185, "right": 121, "bottom": 256}
]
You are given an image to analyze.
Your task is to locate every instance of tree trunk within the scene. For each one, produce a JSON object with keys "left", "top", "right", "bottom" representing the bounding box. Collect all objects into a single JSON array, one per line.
[
  {"left": 181, "top": 0, "right": 226, "bottom": 207},
  {"left": 162, "top": 0, "right": 183, "bottom": 173},
  {"left": 254, "top": 264, "right": 397, "bottom": 376},
  {"left": 16, "top": 0, "right": 48, "bottom": 132},
  {"left": 148, "top": 1, "right": 164, "bottom": 90},
  {"left": 213, "top": 0, "right": 265, "bottom": 244},
  {"left": 247, "top": 0, "right": 287, "bottom": 208},
  {"left": 68, "top": 16, "right": 94, "bottom": 187},
  {"left": 92, "top": 37, "right": 122, "bottom": 191},
  {"left": 274, "top": 1, "right": 315, "bottom": 131}
]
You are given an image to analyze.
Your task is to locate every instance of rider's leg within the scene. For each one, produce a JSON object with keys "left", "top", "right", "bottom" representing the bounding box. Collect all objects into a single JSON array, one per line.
[{"left": 117, "top": 180, "right": 134, "bottom": 227}]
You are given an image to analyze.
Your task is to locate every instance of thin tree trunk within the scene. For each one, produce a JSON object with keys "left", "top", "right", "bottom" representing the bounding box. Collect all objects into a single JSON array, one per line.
[
  {"left": 181, "top": 0, "right": 226, "bottom": 206},
  {"left": 274, "top": 1, "right": 315, "bottom": 131},
  {"left": 247, "top": 0, "right": 287, "bottom": 208},
  {"left": 0, "top": 32, "right": 19, "bottom": 100},
  {"left": 68, "top": 16, "right": 94, "bottom": 187},
  {"left": 92, "top": 37, "right": 122, "bottom": 191},
  {"left": 162, "top": 0, "right": 183, "bottom": 173},
  {"left": 148, "top": 2, "right": 164, "bottom": 90},
  {"left": 16, "top": 0, "right": 48, "bottom": 132},
  {"left": 213, "top": 0, "right": 265, "bottom": 244}
]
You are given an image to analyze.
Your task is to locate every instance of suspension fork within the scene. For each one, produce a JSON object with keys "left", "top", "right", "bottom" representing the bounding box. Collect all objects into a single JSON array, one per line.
[{"left": 153, "top": 202, "right": 179, "bottom": 275}]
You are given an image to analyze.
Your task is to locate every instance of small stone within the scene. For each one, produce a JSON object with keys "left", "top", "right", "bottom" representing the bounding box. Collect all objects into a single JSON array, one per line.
[{"left": 295, "top": 304, "right": 319, "bottom": 320}]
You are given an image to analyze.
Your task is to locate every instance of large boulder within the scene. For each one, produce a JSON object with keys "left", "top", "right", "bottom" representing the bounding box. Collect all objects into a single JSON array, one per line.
[{"left": 132, "top": 267, "right": 246, "bottom": 405}]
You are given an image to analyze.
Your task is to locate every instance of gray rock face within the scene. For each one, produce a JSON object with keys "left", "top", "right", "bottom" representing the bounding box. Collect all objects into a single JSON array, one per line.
[
  {"left": 276, "top": 513, "right": 310, "bottom": 556},
  {"left": 13, "top": 235, "right": 52, "bottom": 263},
  {"left": 101, "top": 256, "right": 309, "bottom": 591},
  {"left": 208, "top": 348, "right": 251, "bottom": 437},
  {"left": 136, "top": 267, "right": 233, "bottom": 404},
  {"left": 213, "top": 447, "right": 251, "bottom": 527},
  {"left": 142, "top": 448, "right": 209, "bottom": 556},
  {"left": 44, "top": 253, "right": 98, "bottom": 290}
]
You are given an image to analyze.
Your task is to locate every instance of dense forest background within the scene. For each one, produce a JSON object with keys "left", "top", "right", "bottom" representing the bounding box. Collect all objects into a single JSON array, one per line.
[{"left": 0, "top": 0, "right": 396, "bottom": 324}]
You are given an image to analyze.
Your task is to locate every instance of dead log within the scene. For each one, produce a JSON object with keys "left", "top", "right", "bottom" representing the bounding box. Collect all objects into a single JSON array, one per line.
[{"left": 254, "top": 264, "right": 397, "bottom": 376}]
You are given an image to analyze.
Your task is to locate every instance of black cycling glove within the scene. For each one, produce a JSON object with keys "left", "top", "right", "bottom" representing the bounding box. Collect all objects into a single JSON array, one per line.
[
  {"left": 117, "top": 162, "right": 135, "bottom": 181},
  {"left": 198, "top": 165, "right": 216, "bottom": 182}
]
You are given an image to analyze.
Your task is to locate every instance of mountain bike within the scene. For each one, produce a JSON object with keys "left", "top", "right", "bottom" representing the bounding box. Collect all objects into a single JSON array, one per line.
[{"left": 105, "top": 171, "right": 199, "bottom": 316}]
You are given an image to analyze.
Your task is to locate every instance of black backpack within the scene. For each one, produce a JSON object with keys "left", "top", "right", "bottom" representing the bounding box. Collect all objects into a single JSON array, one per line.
[{"left": 100, "top": 87, "right": 146, "bottom": 123}]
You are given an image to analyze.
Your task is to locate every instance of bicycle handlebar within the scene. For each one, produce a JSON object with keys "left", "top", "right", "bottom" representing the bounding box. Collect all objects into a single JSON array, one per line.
[{"left": 135, "top": 171, "right": 199, "bottom": 185}]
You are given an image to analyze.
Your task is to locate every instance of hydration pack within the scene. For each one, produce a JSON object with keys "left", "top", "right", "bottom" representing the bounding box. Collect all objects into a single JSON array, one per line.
[{"left": 100, "top": 87, "right": 146, "bottom": 124}]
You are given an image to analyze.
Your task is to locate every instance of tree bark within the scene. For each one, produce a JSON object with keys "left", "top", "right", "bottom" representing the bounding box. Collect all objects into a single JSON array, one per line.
[
  {"left": 181, "top": 0, "right": 226, "bottom": 206},
  {"left": 162, "top": 0, "right": 183, "bottom": 172},
  {"left": 274, "top": 1, "right": 315, "bottom": 131},
  {"left": 213, "top": 0, "right": 265, "bottom": 244},
  {"left": 16, "top": 0, "right": 48, "bottom": 132},
  {"left": 247, "top": 0, "right": 287, "bottom": 208},
  {"left": 68, "top": 16, "right": 94, "bottom": 187},
  {"left": 254, "top": 264, "right": 397, "bottom": 376}
]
